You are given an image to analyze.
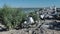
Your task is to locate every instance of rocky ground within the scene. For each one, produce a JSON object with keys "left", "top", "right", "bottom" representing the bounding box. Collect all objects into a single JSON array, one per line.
[
  {"left": 0, "top": 28, "right": 60, "bottom": 34},
  {"left": 0, "top": 19, "right": 60, "bottom": 34}
]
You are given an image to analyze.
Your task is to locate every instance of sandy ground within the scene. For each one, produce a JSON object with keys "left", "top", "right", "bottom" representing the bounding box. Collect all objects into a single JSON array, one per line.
[{"left": 0, "top": 29, "right": 60, "bottom": 34}]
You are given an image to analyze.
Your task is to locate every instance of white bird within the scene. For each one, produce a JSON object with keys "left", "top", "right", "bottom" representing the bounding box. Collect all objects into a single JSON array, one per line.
[
  {"left": 40, "top": 15, "right": 44, "bottom": 19},
  {"left": 28, "top": 17, "right": 34, "bottom": 24},
  {"left": 24, "top": 21, "right": 27, "bottom": 24}
]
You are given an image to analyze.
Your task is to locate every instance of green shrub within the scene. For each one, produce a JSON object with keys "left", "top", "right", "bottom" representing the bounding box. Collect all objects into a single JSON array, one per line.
[{"left": 0, "top": 5, "right": 26, "bottom": 29}]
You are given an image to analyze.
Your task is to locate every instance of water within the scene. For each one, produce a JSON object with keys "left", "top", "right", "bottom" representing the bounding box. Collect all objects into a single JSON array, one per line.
[{"left": 21, "top": 8, "right": 40, "bottom": 13}]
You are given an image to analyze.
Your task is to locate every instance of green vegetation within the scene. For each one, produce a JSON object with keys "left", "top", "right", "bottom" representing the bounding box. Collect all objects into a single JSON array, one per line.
[
  {"left": 0, "top": 5, "right": 27, "bottom": 29},
  {"left": 0, "top": 5, "right": 39, "bottom": 30},
  {"left": 29, "top": 12, "right": 38, "bottom": 21}
]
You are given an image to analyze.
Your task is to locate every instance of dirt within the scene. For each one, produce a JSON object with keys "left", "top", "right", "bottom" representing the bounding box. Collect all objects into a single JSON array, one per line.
[
  {"left": 0, "top": 28, "right": 60, "bottom": 34},
  {"left": 0, "top": 20, "right": 60, "bottom": 34}
]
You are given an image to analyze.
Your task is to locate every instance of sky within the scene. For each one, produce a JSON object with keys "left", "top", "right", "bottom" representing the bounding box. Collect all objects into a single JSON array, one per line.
[{"left": 0, "top": 0, "right": 60, "bottom": 8}]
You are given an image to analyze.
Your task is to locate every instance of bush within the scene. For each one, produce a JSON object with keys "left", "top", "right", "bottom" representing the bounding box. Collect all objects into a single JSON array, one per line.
[
  {"left": 29, "top": 12, "right": 38, "bottom": 21},
  {"left": 0, "top": 5, "right": 26, "bottom": 30}
]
